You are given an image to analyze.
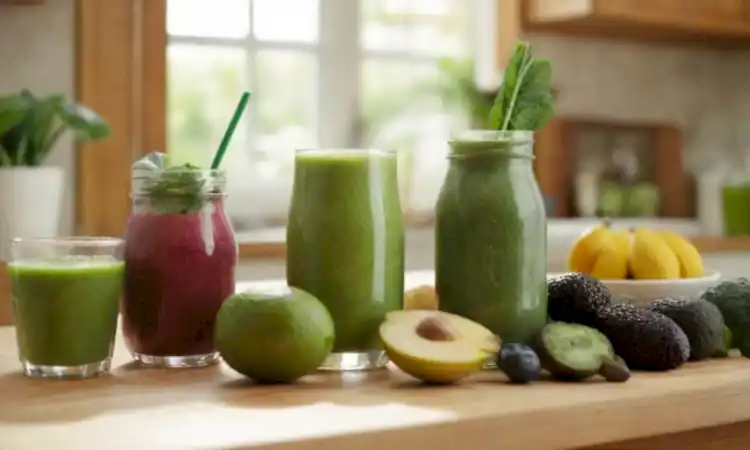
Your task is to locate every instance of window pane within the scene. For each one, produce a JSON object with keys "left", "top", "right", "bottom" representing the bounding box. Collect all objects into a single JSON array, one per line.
[
  {"left": 167, "top": 44, "right": 249, "bottom": 167},
  {"left": 361, "top": 0, "right": 471, "bottom": 56},
  {"left": 360, "top": 58, "right": 468, "bottom": 212},
  {"left": 252, "top": 0, "right": 319, "bottom": 43},
  {"left": 361, "top": 0, "right": 410, "bottom": 51},
  {"left": 254, "top": 50, "right": 317, "bottom": 167},
  {"left": 167, "top": 0, "right": 250, "bottom": 39},
  {"left": 224, "top": 51, "right": 316, "bottom": 228},
  {"left": 360, "top": 59, "right": 440, "bottom": 132}
]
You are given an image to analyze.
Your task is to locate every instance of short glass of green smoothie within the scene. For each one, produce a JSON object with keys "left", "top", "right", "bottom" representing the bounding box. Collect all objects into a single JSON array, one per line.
[
  {"left": 287, "top": 148, "right": 405, "bottom": 371},
  {"left": 8, "top": 237, "right": 125, "bottom": 379}
]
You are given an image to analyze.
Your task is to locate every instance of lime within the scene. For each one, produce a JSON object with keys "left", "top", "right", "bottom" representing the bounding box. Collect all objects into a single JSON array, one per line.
[{"left": 215, "top": 285, "right": 334, "bottom": 383}]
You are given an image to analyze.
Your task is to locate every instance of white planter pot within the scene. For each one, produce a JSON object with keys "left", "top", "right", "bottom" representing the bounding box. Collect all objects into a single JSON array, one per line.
[{"left": 0, "top": 166, "right": 65, "bottom": 262}]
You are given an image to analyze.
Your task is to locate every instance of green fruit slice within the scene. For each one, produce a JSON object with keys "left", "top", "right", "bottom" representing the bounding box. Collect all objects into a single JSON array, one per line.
[{"left": 534, "top": 322, "right": 614, "bottom": 380}]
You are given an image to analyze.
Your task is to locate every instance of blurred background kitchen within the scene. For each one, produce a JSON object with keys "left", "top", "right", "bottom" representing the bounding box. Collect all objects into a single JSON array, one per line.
[{"left": 4, "top": 0, "right": 750, "bottom": 279}]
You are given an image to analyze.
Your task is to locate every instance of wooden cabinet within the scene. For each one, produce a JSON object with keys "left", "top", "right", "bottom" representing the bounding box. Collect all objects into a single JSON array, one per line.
[{"left": 524, "top": 0, "right": 750, "bottom": 45}]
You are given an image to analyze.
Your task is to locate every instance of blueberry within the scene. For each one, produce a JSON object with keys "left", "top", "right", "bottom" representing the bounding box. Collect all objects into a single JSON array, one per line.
[{"left": 497, "top": 343, "right": 541, "bottom": 384}]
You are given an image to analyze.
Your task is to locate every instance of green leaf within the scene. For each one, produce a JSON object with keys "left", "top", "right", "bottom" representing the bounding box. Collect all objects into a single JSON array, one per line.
[
  {"left": 488, "top": 42, "right": 532, "bottom": 130},
  {"left": 487, "top": 41, "right": 555, "bottom": 132},
  {"left": 504, "top": 60, "right": 555, "bottom": 131},
  {"left": 435, "top": 57, "right": 496, "bottom": 128},
  {"left": 57, "top": 101, "right": 111, "bottom": 141},
  {"left": 26, "top": 94, "right": 65, "bottom": 164},
  {"left": 0, "top": 94, "right": 32, "bottom": 134},
  {"left": 0, "top": 147, "right": 12, "bottom": 167},
  {"left": 0, "top": 90, "right": 110, "bottom": 166},
  {"left": 13, "top": 135, "right": 31, "bottom": 166},
  {"left": 1, "top": 122, "right": 28, "bottom": 164},
  {"left": 142, "top": 164, "right": 210, "bottom": 215}
]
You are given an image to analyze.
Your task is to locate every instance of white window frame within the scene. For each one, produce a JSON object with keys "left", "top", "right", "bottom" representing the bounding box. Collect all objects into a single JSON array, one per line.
[
  {"left": 168, "top": 0, "right": 472, "bottom": 152},
  {"left": 168, "top": 0, "right": 475, "bottom": 227}
]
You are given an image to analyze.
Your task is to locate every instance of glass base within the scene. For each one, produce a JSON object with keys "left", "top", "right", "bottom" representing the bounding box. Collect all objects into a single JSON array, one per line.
[
  {"left": 133, "top": 352, "right": 219, "bottom": 368},
  {"left": 318, "top": 350, "right": 388, "bottom": 372},
  {"left": 21, "top": 358, "right": 111, "bottom": 380}
]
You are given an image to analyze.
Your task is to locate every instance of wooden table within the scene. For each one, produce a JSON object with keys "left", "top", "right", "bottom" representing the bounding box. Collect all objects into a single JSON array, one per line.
[{"left": 0, "top": 324, "right": 749, "bottom": 450}]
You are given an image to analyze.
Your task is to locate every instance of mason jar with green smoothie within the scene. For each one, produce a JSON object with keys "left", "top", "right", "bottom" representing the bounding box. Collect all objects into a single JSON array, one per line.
[
  {"left": 8, "top": 237, "right": 124, "bottom": 379},
  {"left": 436, "top": 42, "right": 555, "bottom": 348},
  {"left": 287, "top": 148, "right": 405, "bottom": 371}
]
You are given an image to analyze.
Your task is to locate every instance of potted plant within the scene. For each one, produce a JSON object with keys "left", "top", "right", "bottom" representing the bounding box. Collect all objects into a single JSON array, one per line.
[{"left": 0, "top": 89, "right": 110, "bottom": 260}]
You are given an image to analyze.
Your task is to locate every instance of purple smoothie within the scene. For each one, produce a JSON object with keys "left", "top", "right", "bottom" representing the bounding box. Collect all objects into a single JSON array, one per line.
[{"left": 122, "top": 199, "right": 237, "bottom": 366}]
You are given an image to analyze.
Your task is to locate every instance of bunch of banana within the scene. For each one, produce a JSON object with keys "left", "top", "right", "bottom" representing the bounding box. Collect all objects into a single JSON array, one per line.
[{"left": 568, "top": 219, "right": 705, "bottom": 280}]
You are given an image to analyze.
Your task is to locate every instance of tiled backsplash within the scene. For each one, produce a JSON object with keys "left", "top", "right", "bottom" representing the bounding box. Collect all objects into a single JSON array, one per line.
[{"left": 527, "top": 33, "right": 749, "bottom": 174}]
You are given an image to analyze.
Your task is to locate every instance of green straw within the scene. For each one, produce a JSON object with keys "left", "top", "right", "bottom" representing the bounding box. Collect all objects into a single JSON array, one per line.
[{"left": 210, "top": 91, "right": 251, "bottom": 170}]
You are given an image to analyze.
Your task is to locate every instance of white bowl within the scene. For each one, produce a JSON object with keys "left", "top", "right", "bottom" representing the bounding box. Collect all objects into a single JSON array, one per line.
[{"left": 547, "top": 270, "right": 723, "bottom": 306}]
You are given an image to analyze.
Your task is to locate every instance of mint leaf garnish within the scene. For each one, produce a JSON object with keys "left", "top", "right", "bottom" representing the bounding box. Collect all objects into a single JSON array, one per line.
[
  {"left": 487, "top": 41, "right": 555, "bottom": 132},
  {"left": 143, "top": 163, "right": 210, "bottom": 215}
]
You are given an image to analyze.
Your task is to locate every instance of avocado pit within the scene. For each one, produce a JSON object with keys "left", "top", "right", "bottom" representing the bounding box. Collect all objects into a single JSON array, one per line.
[{"left": 416, "top": 316, "right": 457, "bottom": 341}]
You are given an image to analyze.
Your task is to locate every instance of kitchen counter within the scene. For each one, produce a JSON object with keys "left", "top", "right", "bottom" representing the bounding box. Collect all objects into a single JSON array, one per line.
[
  {"left": 1, "top": 335, "right": 749, "bottom": 450},
  {"left": 235, "top": 221, "right": 750, "bottom": 261},
  {"left": 2, "top": 274, "right": 750, "bottom": 450}
]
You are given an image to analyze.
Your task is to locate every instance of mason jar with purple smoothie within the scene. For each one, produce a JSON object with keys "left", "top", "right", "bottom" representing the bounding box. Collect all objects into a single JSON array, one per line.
[{"left": 122, "top": 155, "right": 238, "bottom": 368}]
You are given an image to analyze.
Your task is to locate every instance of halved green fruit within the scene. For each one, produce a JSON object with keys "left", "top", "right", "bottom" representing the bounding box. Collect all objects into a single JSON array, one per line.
[
  {"left": 534, "top": 322, "right": 614, "bottom": 381},
  {"left": 380, "top": 310, "right": 500, "bottom": 384}
]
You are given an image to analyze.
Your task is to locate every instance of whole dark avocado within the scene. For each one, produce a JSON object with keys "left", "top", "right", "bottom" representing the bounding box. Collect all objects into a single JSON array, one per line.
[
  {"left": 702, "top": 278, "right": 750, "bottom": 358},
  {"left": 594, "top": 304, "right": 690, "bottom": 371},
  {"left": 647, "top": 297, "right": 725, "bottom": 361},
  {"left": 547, "top": 273, "right": 612, "bottom": 326}
]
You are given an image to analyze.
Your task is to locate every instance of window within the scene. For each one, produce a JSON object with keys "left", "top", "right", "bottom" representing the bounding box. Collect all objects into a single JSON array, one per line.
[{"left": 167, "top": 0, "right": 474, "bottom": 231}]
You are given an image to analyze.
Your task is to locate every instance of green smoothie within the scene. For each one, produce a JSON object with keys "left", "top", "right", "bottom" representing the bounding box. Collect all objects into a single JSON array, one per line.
[
  {"left": 722, "top": 183, "right": 750, "bottom": 236},
  {"left": 435, "top": 131, "right": 548, "bottom": 345},
  {"left": 9, "top": 257, "right": 124, "bottom": 368},
  {"left": 287, "top": 149, "right": 404, "bottom": 364}
]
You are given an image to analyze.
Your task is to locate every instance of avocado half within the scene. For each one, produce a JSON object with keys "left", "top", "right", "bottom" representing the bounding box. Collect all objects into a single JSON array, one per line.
[
  {"left": 533, "top": 322, "right": 614, "bottom": 380},
  {"left": 380, "top": 310, "right": 500, "bottom": 384}
]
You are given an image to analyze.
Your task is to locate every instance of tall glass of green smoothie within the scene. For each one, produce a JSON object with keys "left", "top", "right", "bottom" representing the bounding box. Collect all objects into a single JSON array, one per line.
[
  {"left": 8, "top": 237, "right": 124, "bottom": 379},
  {"left": 435, "top": 131, "right": 548, "bottom": 347},
  {"left": 287, "top": 148, "right": 405, "bottom": 371}
]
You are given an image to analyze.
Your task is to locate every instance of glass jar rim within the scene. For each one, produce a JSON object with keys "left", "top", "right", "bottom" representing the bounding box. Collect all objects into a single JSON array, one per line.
[
  {"left": 449, "top": 130, "right": 534, "bottom": 143},
  {"left": 295, "top": 148, "right": 396, "bottom": 157},
  {"left": 11, "top": 236, "right": 124, "bottom": 247},
  {"left": 131, "top": 168, "right": 226, "bottom": 180},
  {"left": 447, "top": 130, "right": 534, "bottom": 160}
]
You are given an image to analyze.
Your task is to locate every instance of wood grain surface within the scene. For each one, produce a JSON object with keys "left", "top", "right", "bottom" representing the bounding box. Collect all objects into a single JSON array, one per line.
[{"left": 0, "top": 325, "right": 749, "bottom": 450}]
